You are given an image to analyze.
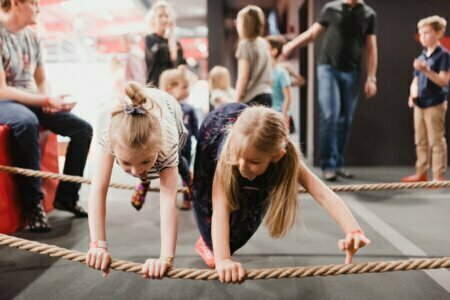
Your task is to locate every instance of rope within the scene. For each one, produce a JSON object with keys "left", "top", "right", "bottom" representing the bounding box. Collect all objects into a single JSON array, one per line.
[
  {"left": 0, "top": 165, "right": 187, "bottom": 193},
  {"left": 0, "top": 234, "right": 448, "bottom": 280},
  {"left": 1, "top": 164, "right": 450, "bottom": 194}
]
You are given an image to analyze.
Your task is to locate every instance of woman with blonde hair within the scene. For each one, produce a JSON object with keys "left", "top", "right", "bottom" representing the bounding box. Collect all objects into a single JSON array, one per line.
[
  {"left": 144, "top": 0, "right": 185, "bottom": 86},
  {"left": 86, "top": 81, "right": 187, "bottom": 279},
  {"left": 192, "top": 103, "right": 370, "bottom": 284}
]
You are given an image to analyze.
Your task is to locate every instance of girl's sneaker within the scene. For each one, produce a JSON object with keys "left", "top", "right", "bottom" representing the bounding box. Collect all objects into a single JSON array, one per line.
[
  {"left": 195, "top": 236, "right": 215, "bottom": 268},
  {"left": 131, "top": 181, "right": 150, "bottom": 210}
]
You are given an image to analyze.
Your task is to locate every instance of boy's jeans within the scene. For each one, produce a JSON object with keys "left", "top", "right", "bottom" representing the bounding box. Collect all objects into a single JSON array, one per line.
[
  {"left": 414, "top": 102, "right": 448, "bottom": 179},
  {"left": 317, "top": 65, "right": 361, "bottom": 172}
]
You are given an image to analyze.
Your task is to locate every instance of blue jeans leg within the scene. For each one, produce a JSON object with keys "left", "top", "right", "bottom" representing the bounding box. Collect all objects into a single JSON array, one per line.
[
  {"left": 317, "top": 65, "right": 340, "bottom": 171},
  {"left": 335, "top": 71, "right": 361, "bottom": 169},
  {"left": 30, "top": 107, "right": 93, "bottom": 205},
  {"left": 0, "top": 101, "right": 44, "bottom": 205}
]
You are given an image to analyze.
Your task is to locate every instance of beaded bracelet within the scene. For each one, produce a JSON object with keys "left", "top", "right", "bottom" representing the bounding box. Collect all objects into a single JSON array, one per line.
[{"left": 159, "top": 256, "right": 174, "bottom": 264}]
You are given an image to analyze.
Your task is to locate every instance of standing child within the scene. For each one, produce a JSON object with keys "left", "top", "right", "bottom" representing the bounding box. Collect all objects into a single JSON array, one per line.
[
  {"left": 208, "top": 66, "right": 236, "bottom": 109},
  {"left": 160, "top": 68, "right": 199, "bottom": 210},
  {"left": 86, "top": 81, "right": 187, "bottom": 279},
  {"left": 235, "top": 5, "right": 273, "bottom": 106},
  {"left": 402, "top": 16, "right": 449, "bottom": 182},
  {"left": 266, "top": 35, "right": 292, "bottom": 128},
  {"left": 192, "top": 103, "right": 370, "bottom": 284}
]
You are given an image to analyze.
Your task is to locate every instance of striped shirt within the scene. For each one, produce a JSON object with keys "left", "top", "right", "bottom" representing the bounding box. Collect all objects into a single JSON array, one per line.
[{"left": 99, "top": 88, "right": 188, "bottom": 180}]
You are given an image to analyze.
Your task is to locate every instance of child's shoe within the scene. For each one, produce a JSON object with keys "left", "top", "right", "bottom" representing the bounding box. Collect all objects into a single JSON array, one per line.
[
  {"left": 195, "top": 236, "right": 215, "bottom": 268},
  {"left": 131, "top": 181, "right": 150, "bottom": 210},
  {"left": 401, "top": 173, "right": 428, "bottom": 182}
]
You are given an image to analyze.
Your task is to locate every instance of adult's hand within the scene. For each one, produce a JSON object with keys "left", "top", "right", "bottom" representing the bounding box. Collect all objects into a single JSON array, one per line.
[{"left": 364, "top": 81, "right": 377, "bottom": 98}]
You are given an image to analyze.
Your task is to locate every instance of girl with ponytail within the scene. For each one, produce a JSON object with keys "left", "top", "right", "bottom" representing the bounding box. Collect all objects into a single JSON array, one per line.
[
  {"left": 192, "top": 103, "right": 370, "bottom": 284},
  {"left": 86, "top": 81, "right": 187, "bottom": 279}
]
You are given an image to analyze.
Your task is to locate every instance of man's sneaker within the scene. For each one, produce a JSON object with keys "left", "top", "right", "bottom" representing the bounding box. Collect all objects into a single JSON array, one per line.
[
  {"left": 26, "top": 202, "right": 51, "bottom": 233},
  {"left": 401, "top": 173, "right": 428, "bottom": 183},
  {"left": 54, "top": 201, "right": 88, "bottom": 218},
  {"left": 323, "top": 170, "right": 337, "bottom": 182},
  {"left": 195, "top": 236, "right": 215, "bottom": 268},
  {"left": 336, "top": 169, "right": 354, "bottom": 179}
]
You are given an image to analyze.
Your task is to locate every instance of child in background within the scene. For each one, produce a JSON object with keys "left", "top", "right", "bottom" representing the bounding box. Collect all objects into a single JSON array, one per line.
[
  {"left": 208, "top": 66, "right": 236, "bottom": 109},
  {"left": 401, "top": 16, "right": 449, "bottom": 183},
  {"left": 235, "top": 5, "right": 273, "bottom": 106},
  {"left": 160, "top": 68, "right": 199, "bottom": 210},
  {"left": 266, "top": 35, "right": 292, "bottom": 128},
  {"left": 192, "top": 103, "right": 370, "bottom": 284},
  {"left": 86, "top": 82, "right": 187, "bottom": 279}
]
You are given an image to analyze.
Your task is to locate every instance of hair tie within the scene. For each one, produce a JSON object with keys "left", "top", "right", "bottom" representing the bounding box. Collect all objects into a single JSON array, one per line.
[{"left": 124, "top": 104, "right": 146, "bottom": 115}]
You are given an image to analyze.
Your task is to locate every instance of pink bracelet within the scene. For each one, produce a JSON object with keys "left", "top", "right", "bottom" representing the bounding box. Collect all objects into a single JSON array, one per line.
[
  {"left": 348, "top": 229, "right": 364, "bottom": 235},
  {"left": 90, "top": 240, "right": 108, "bottom": 249}
]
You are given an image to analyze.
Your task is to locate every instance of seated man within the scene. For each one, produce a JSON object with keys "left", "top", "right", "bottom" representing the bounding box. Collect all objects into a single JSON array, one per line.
[{"left": 0, "top": 0, "right": 92, "bottom": 232}]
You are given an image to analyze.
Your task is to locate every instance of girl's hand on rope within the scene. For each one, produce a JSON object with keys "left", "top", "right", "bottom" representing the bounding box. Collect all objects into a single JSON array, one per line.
[
  {"left": 216, "top": 258, "right": 246, "bottom": 284},
  {"left": 141, "top": 258, "right": 173, "bottom": 279},
  {"left": 86, "top": 248, "right": 111, "bottom": 277},
  {"left": 338, "top": 231, "right": 371, "bottom": 264}
]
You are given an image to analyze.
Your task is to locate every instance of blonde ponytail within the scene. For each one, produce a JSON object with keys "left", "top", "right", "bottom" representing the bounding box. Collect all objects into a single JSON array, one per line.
[{"left": 109, "top": 81, "right": 162, "bottom": 152}]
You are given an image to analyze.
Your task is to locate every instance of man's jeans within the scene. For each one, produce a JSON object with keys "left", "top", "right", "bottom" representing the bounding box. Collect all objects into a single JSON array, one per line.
[
  {"left": 0, "top": 101, "right": 93, "bottom": 207},
  {"left": 317, "top": 65, "right": 361, "bottom": 172}
]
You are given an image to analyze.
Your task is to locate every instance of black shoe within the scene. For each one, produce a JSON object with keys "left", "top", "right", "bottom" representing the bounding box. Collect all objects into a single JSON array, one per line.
[
  {"left": 323, "top": 171, "right": 337, "bottom": 182},
  {"left": 26, "top": 202, "right": 51, "bottom": 233},
  {"left": 54, "top": 201, "right": 88, "bottom": 218},
  {"left": 336, "top": 169, "right": 354, "bottom": 179}
]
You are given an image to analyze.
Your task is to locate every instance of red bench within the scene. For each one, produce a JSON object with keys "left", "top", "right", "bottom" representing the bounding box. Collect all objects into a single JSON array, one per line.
[{"left": 0, "top": 125, "right": 59, "bottom": 234}]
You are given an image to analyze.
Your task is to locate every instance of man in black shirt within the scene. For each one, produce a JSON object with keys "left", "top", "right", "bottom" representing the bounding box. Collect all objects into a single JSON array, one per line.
[{"left": 283, "top": 0, "right": 378, "bottom": 181}]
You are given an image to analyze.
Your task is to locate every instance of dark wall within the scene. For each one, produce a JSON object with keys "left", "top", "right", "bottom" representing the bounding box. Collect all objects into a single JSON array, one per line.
[{"left": 313, "top": 0, "right": 450, "bottom": 166}]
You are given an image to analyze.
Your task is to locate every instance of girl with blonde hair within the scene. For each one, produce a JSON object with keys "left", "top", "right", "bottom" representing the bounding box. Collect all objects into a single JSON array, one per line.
[
  {"left": 192, "top": 103, "right": 370, "bottom": 284},
  {"left": 234, "top": 5, "right": 272, "bottom": 106},
  {"left": 208, "top": 66, "right": 236, "bottom": 109},
  {"left": 144, "top": 0, "right": 186, "bottom": 86},
  {"left": 86, "top": 81, "right": 187, "bottom": 279}
]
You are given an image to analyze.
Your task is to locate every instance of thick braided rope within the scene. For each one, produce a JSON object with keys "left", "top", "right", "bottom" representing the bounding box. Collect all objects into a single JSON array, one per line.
[
  {"left": 2, "top": 165, "right": 450, "bottom": 194},
  {"left": 0, "top": 165, "right": 187, "bottom": 193},
  {"left": 1, "top": 234, "right": 449, "bottom": 280}
]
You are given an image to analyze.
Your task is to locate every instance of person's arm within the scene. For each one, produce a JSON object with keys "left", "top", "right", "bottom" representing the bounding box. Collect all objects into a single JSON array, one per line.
[
  {"left": 408, "top": 76, "right": 419, "bottom": 108},
  {"left": 297, "top": 160, "right": 370, "bottom": 264},
  {"left": 86, "top": 151, "right": 115, "bottom": 277},
  {"left": 34, "top": 65, "right": 51, "bottom": 95},
  {"left": 235, "top": 59, "right": 250, "bottom": 102},
  {"left": 141, "top": 166, "right": 179, "bottom": 279},
  {"left": 167, "top": 22, "right": 178, "bottom": 63},
  {"left": 364, "top": 34, "right": 378, "bottom": 98},
  {"left": 421, "top": 68, "right": 449, "bottom": 88},
  {"left": 281, "top": 86, "right": 291, "bottom": 122},
  {"left": 282, "top": 23, "right": 325, "bottom": 58},
  {"left": 212, "top": 169, "right": 245, "bottom": 284}
]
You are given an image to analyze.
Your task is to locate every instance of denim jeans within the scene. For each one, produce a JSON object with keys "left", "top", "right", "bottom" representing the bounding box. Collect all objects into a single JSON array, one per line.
[
  {"left": 317, "top": 65, "right": 361, "bottom": 171},
  {"left": 0, "top": 101, "right": 93, "bottom": 207}
]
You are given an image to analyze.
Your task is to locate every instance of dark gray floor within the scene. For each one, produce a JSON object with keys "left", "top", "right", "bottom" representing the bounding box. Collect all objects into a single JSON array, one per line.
[{"left": 1, "top": 166, "right": 449, "bottom": 300}]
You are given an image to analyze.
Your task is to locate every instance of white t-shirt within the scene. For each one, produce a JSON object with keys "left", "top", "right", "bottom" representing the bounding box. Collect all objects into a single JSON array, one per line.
[{"left": 99, "top": 88, "right": 187, "bottom": 180}]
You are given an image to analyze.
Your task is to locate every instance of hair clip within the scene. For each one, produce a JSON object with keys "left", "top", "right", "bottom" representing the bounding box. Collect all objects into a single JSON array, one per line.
[{"left": 124, "top": 104, "right": 146, "bottom": 115}]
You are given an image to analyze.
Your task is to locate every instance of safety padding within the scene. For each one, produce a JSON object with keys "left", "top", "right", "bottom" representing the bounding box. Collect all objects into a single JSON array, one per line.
[{"left": 0, "top": 125, "right": 59, "bottom": 234}]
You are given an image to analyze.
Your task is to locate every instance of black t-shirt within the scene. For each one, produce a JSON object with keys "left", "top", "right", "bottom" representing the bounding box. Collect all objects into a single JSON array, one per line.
[
  {"left": 317, "top": 0, "right": 376, "bottom": 71},
  {"left": 144, "top": 33, "right": 186, "bottom": 86}
]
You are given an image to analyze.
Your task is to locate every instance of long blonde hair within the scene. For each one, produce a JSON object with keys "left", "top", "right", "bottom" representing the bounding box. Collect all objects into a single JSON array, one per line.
[
  {"left": 217, "top": 106, "right": 301, "bottom": 238},
  {"left": 208, "top": 66, "right": 232, "bottom": 91},
  {"left": 109, "top": 81, "right": 162, "bottom": 154}
]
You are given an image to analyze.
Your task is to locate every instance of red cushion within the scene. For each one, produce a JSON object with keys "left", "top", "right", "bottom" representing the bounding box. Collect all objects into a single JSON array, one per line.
[{"left": 0, "top": 125, "right": 59, "bottom": 233}]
